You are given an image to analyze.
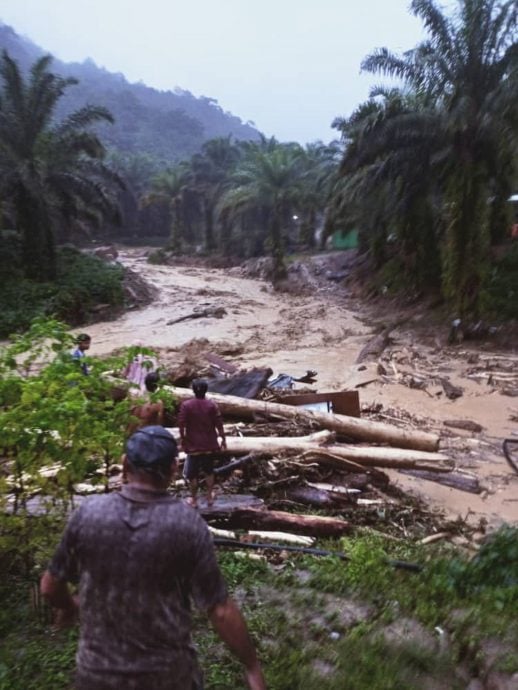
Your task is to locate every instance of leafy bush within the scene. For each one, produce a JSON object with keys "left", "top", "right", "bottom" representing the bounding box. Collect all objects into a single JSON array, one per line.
[
  {"left": 448, "top": 525, "right": 518, "bottom": 596},
  {"left": 484, "top": 244, "right": 518, "bottom": 319},
  {"left": 0, "top": 247, "right": 124, "bottom": 337}
]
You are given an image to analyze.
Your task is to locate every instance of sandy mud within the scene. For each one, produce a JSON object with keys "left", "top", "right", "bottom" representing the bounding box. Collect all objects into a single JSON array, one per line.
[{"left": 85, "top": 249, "right": 518, "bottom": 528}]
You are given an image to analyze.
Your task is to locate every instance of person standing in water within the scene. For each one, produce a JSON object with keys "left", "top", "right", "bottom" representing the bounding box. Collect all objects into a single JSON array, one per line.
[{"left": 178, "top": 379, "right": 226, "bottom": 508}]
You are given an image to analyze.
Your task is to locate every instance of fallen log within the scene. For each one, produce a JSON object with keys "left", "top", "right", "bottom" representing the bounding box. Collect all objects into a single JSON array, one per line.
[
  {"left": 222, "top": 435, "right": 453, "bottom": 472},
  {"left": 356, "top": 328, "right": 392, "bottom": 363},
  {"left": 286, "top": 485, "right": 355, "bottom": 508},
  {"left": 168, "top": 386, "right": 440, "bottom": 451},
  {"left": 166, "top": 306, "right": 227, "bottom": 325},
  {"left": 399, "top": 469, "right": 481, "bottom": 493},
  {"left": 202, "top": 506, "right": 351, "bottom": 537},
  {"left": 299, "top": 451, "right": 389, "bottom": 482}
]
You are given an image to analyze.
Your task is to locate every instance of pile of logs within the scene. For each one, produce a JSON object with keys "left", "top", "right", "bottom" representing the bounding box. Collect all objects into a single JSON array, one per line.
[{"left": 166, "top": 386, "right": 457, "bottom": 539}]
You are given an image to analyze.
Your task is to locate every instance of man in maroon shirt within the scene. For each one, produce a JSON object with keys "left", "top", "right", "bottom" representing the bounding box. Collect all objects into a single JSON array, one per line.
[{"left": 178, "top": 379, "right": 227, "bottom": 508}]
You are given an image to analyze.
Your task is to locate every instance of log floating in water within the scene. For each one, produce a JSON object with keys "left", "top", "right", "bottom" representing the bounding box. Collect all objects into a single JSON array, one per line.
[{"left": 167, "top": 386, "right": 440, "bottom": 452}]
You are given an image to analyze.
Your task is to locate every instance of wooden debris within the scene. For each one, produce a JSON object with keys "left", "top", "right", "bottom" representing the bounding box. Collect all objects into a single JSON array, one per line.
[
  {"left": 399, "top": 469, "right": 481, "bottom": 493},
  {"left": 443, "top": 419, "right": 483, "bottom": 433},
  {"left": 167, "top": 386, "right": 440, "bottom": 451},
  {"left": 286, "top": 485, "right": 354, "bottom": 508},
  {"left": 356, "top": 328, "right": 392, "bottom": 363},
  {"left": 246, "top": 531, "right": 315, "bottom": 546},
  {"left": 203, "top": 506, "right": 351, "bottom": 537},
  {"left": 223, "top": 435, "right": 453, "bottom": 472},
  {"left": 166, "top": 306, "right": 227, "bottom": 325},
  {"left": 299, "top": 451, "right": 389, "bottom": 483},
  {"left": 440, "top": 378, "right": 464, "bottom": 400},
  {"left": 419, "top": 532, "right": 450, "bottom": 545}
]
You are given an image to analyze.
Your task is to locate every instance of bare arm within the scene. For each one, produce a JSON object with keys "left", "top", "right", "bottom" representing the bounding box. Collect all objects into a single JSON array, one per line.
[
  {"left": 214, "top": 404, "right": 227, "bottom": 449},
  {"left": 178, "top": 403, "right": 187, "bottom": 449},
  {"left": 40, "top": 570, "right": 79, "bottom": 628},
  {"left": 209, "top": 597, "right": 266, "bottom": 690}
]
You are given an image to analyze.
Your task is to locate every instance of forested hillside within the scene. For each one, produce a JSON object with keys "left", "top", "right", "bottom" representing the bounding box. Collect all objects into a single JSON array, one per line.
[{"left": 0, "top": 22, "right": 260, "bottom": 163}]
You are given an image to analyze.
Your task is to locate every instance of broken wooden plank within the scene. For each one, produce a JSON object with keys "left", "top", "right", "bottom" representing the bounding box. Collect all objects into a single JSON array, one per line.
[
  {"left": 167, "top": 386, "right": 440, "bottom": 451},
  {"left": 279, "top": 391, "right": 360, "bottom": 417}
]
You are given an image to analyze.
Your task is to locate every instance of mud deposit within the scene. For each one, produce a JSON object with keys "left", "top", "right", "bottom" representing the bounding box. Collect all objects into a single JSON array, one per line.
[{"left": 85, "top": 249, "right": 518, "bottom": 529}]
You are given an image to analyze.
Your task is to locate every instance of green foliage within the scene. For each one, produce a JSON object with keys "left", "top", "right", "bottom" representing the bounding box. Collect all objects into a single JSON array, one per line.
[
  {"left": 218, "top": 551, "right": 270, "bottom": 589},
  {"left": 0, "top": 248, "right": 124, "bottom": 337},
  {"left": 448, "top": 525, "right": 518, "bottom": 596},
  {"left": 331, "top": 0, "right": 518, "bottom": 317},
  {"left": 0, "top": 51, "right": 121, "bottom": 281},
  {"left": 0, "top": 317, "right": 173, "bottom": 509},
  {"left": 484, "top": 245, "right": 518, "bottom": 319}
]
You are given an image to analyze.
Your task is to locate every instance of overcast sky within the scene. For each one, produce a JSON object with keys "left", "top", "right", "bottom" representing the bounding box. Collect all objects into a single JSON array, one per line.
[{"left": 0, "top": 0, "right": 442, "bottom": 144}]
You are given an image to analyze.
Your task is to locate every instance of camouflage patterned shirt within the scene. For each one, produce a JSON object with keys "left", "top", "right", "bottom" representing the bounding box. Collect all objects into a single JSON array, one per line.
[{"left": 49, "top": 485, "right": 228, "bottom": 687}]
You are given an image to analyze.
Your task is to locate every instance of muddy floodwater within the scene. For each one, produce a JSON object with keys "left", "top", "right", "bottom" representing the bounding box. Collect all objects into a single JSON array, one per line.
[{"left": 85, "top": 249, "right": 518, "bottom": 529}]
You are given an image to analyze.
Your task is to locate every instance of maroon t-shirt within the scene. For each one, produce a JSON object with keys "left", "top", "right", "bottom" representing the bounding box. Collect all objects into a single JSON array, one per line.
[{"left": 178, "top": 398, "right": 224, "bottom": 454}]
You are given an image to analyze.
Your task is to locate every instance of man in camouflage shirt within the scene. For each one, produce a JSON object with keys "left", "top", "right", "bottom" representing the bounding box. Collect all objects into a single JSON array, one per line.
[{"left": 40, "top": 425, "right": 265, "bottom": 690}]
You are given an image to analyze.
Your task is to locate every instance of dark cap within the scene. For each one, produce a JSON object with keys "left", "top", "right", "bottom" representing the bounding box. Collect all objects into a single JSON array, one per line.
[{"left": 125, "top": 426, "right": 178, "bottom": 471}]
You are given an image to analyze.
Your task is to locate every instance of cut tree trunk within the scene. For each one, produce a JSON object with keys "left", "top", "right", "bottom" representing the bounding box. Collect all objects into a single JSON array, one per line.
[
  {"left": 202, "top": 506, "right": 350, "bottom": 537},
  {"left": 168, "top": 386, "right": 439, "bottom": 451},
  {"left": 222, "top": 435, "right": 452, "bottom": 472}
]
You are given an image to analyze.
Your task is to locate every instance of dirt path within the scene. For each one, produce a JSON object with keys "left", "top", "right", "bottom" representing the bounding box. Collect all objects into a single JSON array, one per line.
[{"left": 86, "top": 249, "right": 518, "bottom": 529}]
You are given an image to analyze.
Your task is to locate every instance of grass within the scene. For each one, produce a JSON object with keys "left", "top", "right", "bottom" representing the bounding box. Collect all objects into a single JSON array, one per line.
[{"left": 0, "top": 515, "right": 517, "bottom": 689}]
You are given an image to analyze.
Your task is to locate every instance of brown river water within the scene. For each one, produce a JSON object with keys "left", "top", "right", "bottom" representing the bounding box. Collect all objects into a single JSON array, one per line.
[{"left": 84, "top": 249, "right": 518, "bottom": 529}]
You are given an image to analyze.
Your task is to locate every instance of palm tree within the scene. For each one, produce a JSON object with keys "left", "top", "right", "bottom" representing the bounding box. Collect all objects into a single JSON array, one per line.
[
  {"left": 219, "top": 143, "right": 305, "bottom": 281},
  {"left": 330, "top": 88, "right": 443, "bottom": 287},
  {"left": 142, "top": 165, "right": 191, "bottom": 250},
  {"left": 359, "top": 0, "right": 518, "bottom": 315},
  {"left": 189, "top": 136, "right": 241, "bottom": 252},
  {"left": 297, "top": 141, "right": 341, "bottom": 248},
  {"left": 0, "top": 52, "right": 120, "bottom": 280}
]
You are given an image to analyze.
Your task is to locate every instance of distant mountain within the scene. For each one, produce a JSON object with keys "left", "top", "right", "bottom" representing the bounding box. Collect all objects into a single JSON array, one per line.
[{"left": 0, "top": 22, "right": 261, "bottom": 164}]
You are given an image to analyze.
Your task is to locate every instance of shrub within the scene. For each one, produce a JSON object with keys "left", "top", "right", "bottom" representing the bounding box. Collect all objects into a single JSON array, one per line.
[{"left": 0, "top": 248, "right": 124, "bottom": 337}]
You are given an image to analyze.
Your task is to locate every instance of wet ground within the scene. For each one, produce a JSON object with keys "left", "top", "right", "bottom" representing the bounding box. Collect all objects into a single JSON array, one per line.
[{"left": 84, "top": 248, "right": 518, "bottom": 529}]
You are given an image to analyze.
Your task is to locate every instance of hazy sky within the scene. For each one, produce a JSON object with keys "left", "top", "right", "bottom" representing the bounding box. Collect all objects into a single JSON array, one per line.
[{"left": 0, "top": 0, "right": 438, "bottom": 143}]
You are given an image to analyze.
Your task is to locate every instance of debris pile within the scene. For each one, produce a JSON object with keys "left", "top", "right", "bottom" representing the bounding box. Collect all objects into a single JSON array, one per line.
[{"left": 155, "top": 344, "right": 471, "bottom": 543}]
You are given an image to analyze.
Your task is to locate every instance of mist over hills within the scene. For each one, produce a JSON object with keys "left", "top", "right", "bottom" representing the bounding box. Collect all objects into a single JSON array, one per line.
[{"left": 0, "top": 22, "right": 261, "bottom": 163}]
